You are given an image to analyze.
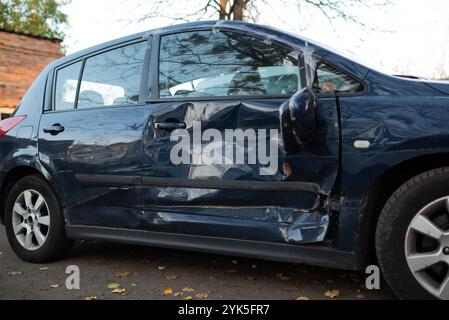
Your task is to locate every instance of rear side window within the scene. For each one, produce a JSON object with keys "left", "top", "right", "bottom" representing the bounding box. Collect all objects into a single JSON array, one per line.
[
  {"left": 54, "top": 61, "right": 82, "bottom": 111},
  {"left": 159, "top": 30, "right": 301, "bottom": 98},
  {"left": 78, "top": 42, "right": 147, "bottom": 108},
  {"left": 316, "top": 63, "right": 363, "bottom": 94}
]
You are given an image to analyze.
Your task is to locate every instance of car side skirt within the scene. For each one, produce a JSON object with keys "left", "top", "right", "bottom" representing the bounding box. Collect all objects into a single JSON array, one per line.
[{"left": 65, "top": 225, "right": 361, "bottom": 271}]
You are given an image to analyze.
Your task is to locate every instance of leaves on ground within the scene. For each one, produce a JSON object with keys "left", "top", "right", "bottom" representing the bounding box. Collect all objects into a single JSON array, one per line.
[
  {"left": 85, "top": 296, "right": 97, "bottom": 300},
  {"left": 50, "top": 284, "right": 60, "bottom": 289},
  {"left": 158, "top": 266, "right": 167, "bottom": 271},
  {"left": 8, "top": 271, "right": 22, "bottom": 276},
  {"left": 251, "top": 264, "right": 258, "bottom": 269},
  {"left": 165, "top": 274, "right": 179, "bottom": 280},
  {"left": 115, "top": 272, "right": 130, "bottom": 278},
  {"left": 174, "top": 292, "right": 184, "bottom": 297},
  {"left": 163, "top": 287, "right": 173, "bottom": 295},
  {"left": 231, "top": 259, "right": 238, "bottom": 265},
  {"left": 182, "top": 287, "right": 195, "bottom": 292},
  {"left": 324, "top": 290, "right": 340, "bottom": 298},
  {"left": 106, "top": 282, "right": 120, "bottom": 289},
  {"left": 275, "top": 273, "right": 291, "bottom": 281},
  {"left": 183, "top": 296, "right": 193, "bottom": 300},
  {"left": 296, "top": 296, "right": 310, "bottom": 300}
]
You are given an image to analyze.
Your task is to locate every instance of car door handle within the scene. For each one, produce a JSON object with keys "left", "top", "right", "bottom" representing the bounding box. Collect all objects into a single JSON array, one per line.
[
  {"left": 43, "top": 124, "right": 65, "bottom": 134},
  {"left": 154, "top": 122, "right": 186, "bottom": 130}
]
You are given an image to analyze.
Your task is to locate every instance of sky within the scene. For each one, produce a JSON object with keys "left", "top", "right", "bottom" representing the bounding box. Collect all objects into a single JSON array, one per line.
[{"left": 62, "top": 0, "right": 449, "bottom": 79}]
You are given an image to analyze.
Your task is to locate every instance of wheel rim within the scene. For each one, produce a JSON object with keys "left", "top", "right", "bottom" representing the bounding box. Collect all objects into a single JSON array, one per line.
[
  {"left": 11, "top": 189, "right": 50, "bottom": 251},
  {"left": 405, "top": 197, "right": 449, "bottom": 300}
]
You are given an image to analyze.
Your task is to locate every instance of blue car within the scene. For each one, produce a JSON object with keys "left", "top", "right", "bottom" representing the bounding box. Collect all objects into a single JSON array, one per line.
[{"left": 1, "top": 21, "right": 449, "bottom": 300}]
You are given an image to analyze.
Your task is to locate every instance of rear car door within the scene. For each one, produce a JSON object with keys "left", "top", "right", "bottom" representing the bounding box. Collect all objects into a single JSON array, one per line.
[
  {"left": 140, "top": 28, "right": 340, "bottom": 245},
  {"left": 38, "top": 39, "right": 151, "bottom": 228}
]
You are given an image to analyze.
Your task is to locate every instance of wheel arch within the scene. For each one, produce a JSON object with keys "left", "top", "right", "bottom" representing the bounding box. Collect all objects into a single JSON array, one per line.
[
  {"left": 357, "top": 152, "right": 449, "bottom": 264},
  {"left": 0, "top": 166, "right": 49, "bottom": 225}
]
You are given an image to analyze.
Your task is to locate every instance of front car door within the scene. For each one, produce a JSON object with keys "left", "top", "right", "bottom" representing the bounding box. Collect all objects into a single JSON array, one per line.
[
  {"left": 38, "top": 39, "right": 151, "bottom": 228},
  {"left": 140, "top": 27, "right": 341, "bottom": 245}
]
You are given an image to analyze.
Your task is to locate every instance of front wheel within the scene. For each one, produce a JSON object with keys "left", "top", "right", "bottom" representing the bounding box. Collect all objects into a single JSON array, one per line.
[
  {"left": 5, "top": 174, "right": 73, "bottom": 263},
  {"left": 376, "top": 168, "right": 449, "bottom": 300}
]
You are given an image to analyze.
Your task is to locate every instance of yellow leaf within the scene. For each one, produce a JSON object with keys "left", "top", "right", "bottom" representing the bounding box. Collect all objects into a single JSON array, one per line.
[
  {"left": 50, "top": 284, "right": 60, "bottom": 289},
  {"left": 116, "top": 272, "right": 131, "bottom": 278},
  {"left": 183, "top": 296, "right": 193, "bottom": 300},
  {"left": 112, "top": 288, "right": 126, "bottom": 294},
  {"left": 8, "top": 271, "right": 22, "bottom": 276},
  {"left": 158, "top": 266, "right": 167, "bottom": 271},
  {"left": 296, "top": 296, "right": 310, "bottom": 300},
  {"left": 182, "top": 287, "right": 195, "bottom": 292},
  {"left": 106, "top": 283, "right": 120, "bottom": 289},
  {"left": 195, "top": 293, "right": 208, "bottom": 299},
  {"left": 174, "top": 292, "right": 184, "bottom": 297},
  {"left": 163, "top": 287, "right": 173, "bottom": 295},
  {"left": 165, "top": 274, "right": 179, "bottom": 280},
  {"left": 324, "top": 290, "right": 340, "bottom": 298},
  {"left": 39, "top": 267, "right": 49, "bottom": 271},
  {"left": 275, "top": 273, "right": 290, "bottom": 281},
  {"left": 85, "top": 296, "right": 97, "bottom": 300}
]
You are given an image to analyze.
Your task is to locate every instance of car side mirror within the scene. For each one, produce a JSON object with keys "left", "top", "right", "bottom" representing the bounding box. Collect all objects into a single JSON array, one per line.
[{"left": 280, "top": 87, "right": 318, "bottom": 153}]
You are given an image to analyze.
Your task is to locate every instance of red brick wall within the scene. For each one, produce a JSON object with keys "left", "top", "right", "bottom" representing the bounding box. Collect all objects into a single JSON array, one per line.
[{"left": 0, "top": 30, "right": 63, "bottom": 111}]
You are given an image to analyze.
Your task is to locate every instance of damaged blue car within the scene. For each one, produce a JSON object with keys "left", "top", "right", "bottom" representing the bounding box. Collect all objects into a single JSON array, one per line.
[{"left": 1, "top": 21, "right": 449, "bottom": 300}]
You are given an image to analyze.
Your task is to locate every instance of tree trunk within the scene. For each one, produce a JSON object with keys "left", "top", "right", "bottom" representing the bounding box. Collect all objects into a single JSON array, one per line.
[
  {"left": 232, "top": 0, "right": 246, "bottom": 20},
  {"left": 219, "top": 0, "right": 228, "bottom": 20}
]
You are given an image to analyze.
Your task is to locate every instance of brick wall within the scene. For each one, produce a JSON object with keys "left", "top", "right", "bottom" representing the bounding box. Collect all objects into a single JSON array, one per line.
[{"left": 0, "top": 30, "right": 63, "bottom": 113}]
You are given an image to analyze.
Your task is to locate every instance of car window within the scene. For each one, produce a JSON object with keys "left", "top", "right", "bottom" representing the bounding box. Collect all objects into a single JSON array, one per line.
[
  {"left": 159, "top": 30, "right": 302, "bottom": 98},
  {"left": 77, "top": 41, "right": 147, "bottom": 108},
  {"left": 316, "top": 63, "right": 363, "bottom": 94},
  {"left": 54, "top": 61, "right": 82, "bottom": 111}
]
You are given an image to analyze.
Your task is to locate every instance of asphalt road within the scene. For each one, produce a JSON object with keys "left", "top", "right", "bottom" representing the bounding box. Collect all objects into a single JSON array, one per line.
[{"left": 0, "top": 228, "right": 395, "bottom": 300}]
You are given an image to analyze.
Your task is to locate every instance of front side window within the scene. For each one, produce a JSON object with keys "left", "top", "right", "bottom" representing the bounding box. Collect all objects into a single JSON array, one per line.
[
  {"left": 159, "top": 30, "right": 301, "bottom": 98},
  {"left": 316, "top": 63, "right": 363, "bottom": 94},
  {"left": 77, "top": 41, "right": 147, "bottom": 108},
  {"left": 54, "top": 61, "right": 82, "bottom": 111}
]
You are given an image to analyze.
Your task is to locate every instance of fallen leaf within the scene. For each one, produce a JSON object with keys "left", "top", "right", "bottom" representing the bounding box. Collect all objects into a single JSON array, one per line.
[
  {"left": 158, "top": 266, "right": 167, "bottom": 271},
  {"left": 196, "top": 293, "right": 209, "bottom": 299},
  {"left": 50, "top": 284, "right": 60, "bottom": 289},
  {"left": 231, "top": 259, "right": 238, "bottom": 265},
  {"left": 106, "top": 283, "right": 120, "bottom": 289},
  {"left": 39, "top": 267, "right": 49, "bottom": 271},
  {"left": 174, "top": 292, "right": 184, "bottom": 297},
  {"left": 112, "top": 288, "right": 126, "bottom": 294},
  {"left": 296, "top": 296, "right": 310, "bottom": 301},
  {"left": 251, "top": 264, "right": 258, "bottom": 269},
  {"left": 165, "top": 274, "right": 179, "bottom": 280},
  {"left": 163, "top": 287, "right": 173, "bottom": 295},
  {"left": 8, "top": 271, "right": 22, "bottom": 276},
  {"left": 324, "top": 290, "right": 340, "bottom": 299},
  {"left": 183, "top": 296, "right": 193, "bottom": 300},
  {"left": 182, "top": 287, "right": 195, "bottom": 292},
  {"left": 275, "top": 273, "right": 291, "bottom": 281},
  {"left": 85, "top": 296, "right": 97, "bottom": 300},
  {"left": 225, "top": 269, "right": 237, "bottom": 273},
  {"left": 0, "top": 252, "right": 3, "bottom": 255},
  {"left": 116, "top": 272, "right": 131, "bottom": 278},
  {"left": 131, "top": 283, "right": 137, "bottom": 287}
]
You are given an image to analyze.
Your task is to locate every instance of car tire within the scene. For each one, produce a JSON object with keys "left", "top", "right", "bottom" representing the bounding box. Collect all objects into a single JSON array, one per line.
[
  {"left": 5, "top": 174, "right": 73, "bottom": 263},
  {"left": 376, "top": 167, "right": 449, "bottom": 300}
]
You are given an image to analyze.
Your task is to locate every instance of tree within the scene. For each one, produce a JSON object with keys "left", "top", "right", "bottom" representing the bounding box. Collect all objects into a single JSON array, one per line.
[
  {"left": 0, "top": 0, "right": 70, "bottom": 39},
  {"left": 136, "top": 0, "right": 392, "bottom": 29}
]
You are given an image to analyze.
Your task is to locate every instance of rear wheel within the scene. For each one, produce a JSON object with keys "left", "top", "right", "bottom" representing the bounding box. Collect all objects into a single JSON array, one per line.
[
  {"left": 376, "top": 167, "right": 449, "bottom": 300},
  {"left": 5, "top": 175, "right": 73, "bottom": 262}
]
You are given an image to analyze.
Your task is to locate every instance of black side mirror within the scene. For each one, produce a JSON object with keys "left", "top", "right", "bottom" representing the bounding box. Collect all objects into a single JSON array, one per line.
[{"left": 279, "top": 87, "right": 318, "bottom": 153}]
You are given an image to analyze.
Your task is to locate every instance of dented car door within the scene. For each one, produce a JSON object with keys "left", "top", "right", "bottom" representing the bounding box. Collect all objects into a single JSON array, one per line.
[{"left": 140, "top": 28, "right": 340, "bottom": 244}]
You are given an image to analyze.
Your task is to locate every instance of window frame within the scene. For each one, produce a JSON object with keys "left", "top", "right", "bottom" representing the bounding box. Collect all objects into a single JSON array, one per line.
[
  {"left": 148, "top": 27, "right": 307, "bottom": 103},
  {"left": 46, "top": 37, "right": 151, "bottom": 114}
]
